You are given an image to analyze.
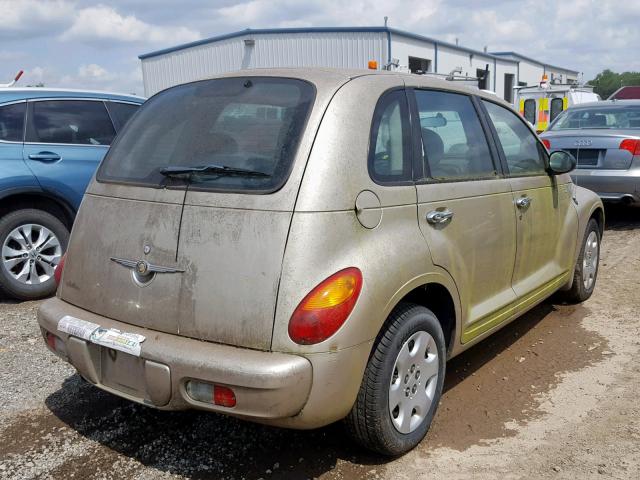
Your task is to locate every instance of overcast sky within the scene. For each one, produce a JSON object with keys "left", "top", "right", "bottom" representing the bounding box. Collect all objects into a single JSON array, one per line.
[{"left": 1, "top": 0, "right": 638, "bottom": 95}]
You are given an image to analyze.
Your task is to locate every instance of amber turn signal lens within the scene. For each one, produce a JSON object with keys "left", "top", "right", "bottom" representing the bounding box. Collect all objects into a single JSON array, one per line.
[{"left": 288, "top": 267, "right": 363, "bottom": 345}]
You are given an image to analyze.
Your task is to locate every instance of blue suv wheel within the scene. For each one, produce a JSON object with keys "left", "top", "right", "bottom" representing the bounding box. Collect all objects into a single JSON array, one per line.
[{"left": 0, "top": 208, "right": 69, "bottom": 299}]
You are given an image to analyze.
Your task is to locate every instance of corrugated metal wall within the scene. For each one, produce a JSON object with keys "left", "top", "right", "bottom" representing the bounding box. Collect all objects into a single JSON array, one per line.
[{"left": 142, "top": 31, "right": 388, "bottom": 96}]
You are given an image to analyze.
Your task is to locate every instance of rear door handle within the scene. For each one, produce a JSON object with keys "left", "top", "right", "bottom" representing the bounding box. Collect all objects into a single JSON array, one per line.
[
  {"left": 28, "top": 152, "right": 61, "bottom": 162},
  {"left": 515, "top": 196, "right": 532, "bottom": 209},
  {"left": 426, "top": 209, "right": 454, "bottom": 225}
]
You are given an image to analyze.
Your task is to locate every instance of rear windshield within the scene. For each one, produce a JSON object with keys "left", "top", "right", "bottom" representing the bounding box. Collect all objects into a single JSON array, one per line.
[
  {"left": 97, "top": 77, "right": 315, "bottom": 193},
  {"left": 549, "top": 106, "right": 640, "bottom": 130}
]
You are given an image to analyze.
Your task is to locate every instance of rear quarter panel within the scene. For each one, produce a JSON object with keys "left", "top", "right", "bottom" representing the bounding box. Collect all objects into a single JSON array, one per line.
[{"left": 272, "top": 75, "right": 462, "bottom": 355}]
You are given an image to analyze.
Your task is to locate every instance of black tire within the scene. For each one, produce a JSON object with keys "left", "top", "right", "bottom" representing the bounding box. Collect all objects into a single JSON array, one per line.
[
  {"left": 345, "top": 302, "right": 446, "bottom": 456},
  {"left": 0, "top": 209, "right": 69, "bottom": 300},
  {"left": 562, "top": 218, "right": 600, "bottom": 304}
]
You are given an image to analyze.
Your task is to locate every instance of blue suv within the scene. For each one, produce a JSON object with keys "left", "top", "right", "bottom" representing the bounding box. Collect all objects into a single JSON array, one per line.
[{"left": 0, "top": 88, "right": 144, "bottom": 299}]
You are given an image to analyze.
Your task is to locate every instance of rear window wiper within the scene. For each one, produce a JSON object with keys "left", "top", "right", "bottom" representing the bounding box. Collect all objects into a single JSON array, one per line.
[{"left": 159, "top": 164, "right": 270, "bottom": 178}]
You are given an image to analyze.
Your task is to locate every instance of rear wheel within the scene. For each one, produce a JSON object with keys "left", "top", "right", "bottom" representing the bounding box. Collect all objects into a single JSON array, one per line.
[
  {"left": 345, "top": 303, "right": 446, "bottom": 456},
  {"left": 0, "top": 209, "right": 68, "bottom": 300},
  {"left": 562, "top": 218, "right": 600, "bottom": 303}
]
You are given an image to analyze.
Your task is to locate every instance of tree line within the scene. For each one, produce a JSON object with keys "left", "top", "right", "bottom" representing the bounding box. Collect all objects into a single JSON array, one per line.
[{"left": 588, "top": 70, "right": 640, "bottom": 99}]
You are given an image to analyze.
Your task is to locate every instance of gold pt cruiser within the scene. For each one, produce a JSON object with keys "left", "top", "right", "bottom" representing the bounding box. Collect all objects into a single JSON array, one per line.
[{"left": 39, "top": 69, "right": 603, "bottom": 455}]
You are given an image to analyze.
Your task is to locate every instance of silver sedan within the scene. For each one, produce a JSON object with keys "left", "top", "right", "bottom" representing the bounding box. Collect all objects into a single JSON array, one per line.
[{"left": 541, "top": 100, "right": 640, "bottom": 204}]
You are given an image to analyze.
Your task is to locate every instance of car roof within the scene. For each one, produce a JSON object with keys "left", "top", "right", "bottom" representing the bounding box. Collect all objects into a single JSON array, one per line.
[
  {"left": 0, "top": 87, "right": 145, "bottom": 104},
  {"left": 154, "top": 67, "right": 505, "bottom": 105}
]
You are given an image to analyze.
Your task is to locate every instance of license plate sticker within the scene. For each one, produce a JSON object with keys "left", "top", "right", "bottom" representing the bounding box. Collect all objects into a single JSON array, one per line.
[{"left": 57, "top": 315, "right": 146, "bottom": 357}]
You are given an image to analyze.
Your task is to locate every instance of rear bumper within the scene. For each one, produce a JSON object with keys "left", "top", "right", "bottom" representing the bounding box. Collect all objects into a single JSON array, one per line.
[
  {"left": 38, "top": 297, "right": 313, "bottom": 422},
  {"left": 571, "top": 168, "right": 640, "bottom": 203}
]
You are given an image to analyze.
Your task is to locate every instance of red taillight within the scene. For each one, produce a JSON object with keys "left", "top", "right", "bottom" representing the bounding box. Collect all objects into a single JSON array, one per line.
[
  {"left": 54, "top": 254, "right": 66, "bottom": 285},
  {"left": 288, "top": 267, "right": 363, "bottom": 345},
  {"left": 213, "top": 385, "right": 237, "bottom": 408},
  {"left": 185, "top": 380, "right": 236, "bottom": 408},
  {"left": 620, "top": 138, "right": 640, "bottom": 155},
  {"left": 541, "top": 139, "right": 551, "bottom": 150},
  {"left": 46, "top": 331, "right": 57, "bottom": 350},
  {"left": 44, "top": 331, "right": 66, "bottom": 357}
]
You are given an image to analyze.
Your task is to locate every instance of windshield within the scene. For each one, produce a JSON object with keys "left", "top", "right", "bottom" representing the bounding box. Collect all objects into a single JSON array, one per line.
[
  {"left": 97, "top": 77, "right": 315, "bottom": 193},
  {"left": 549, "top": 105, "right": 640, "bottom": 130}
]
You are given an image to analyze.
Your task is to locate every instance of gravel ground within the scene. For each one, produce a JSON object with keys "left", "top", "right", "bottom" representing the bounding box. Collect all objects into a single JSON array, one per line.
[{"left": 1, "top": 205, "right": 639, "bottom": 479}]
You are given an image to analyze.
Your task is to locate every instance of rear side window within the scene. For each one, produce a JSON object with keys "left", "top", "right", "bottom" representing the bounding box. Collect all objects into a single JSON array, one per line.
[
  {"left": 550, "top": 97, "right": 564, "bottom": 122},
  {"left": 27, "top": 100, "right": 115, "bottom": 145},
  {"left": 523, "top": 99, "right": 536, "bottom": 125},
  {"left": 369, "top": 90, "right": 412, "bottom": 183},
  {"left": 414, "top": 90, "right": 496, "bottom": 181},
  {"left": 0, "top": 102, "right": 26, "bottom": 142},
  {"left": 106, "top": 102, "right": 139, "bottom": 131},
  {"left": 482, "top": 100, "right": 546, "bottom": 176},
  {"left": 98, "top": 77, "right": 315, "bottom": 193}
]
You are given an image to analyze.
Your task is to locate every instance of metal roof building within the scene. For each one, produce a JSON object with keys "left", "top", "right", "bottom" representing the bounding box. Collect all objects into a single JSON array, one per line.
[{"left": 138, "top": 26, "right": 579, "bottom": 102}]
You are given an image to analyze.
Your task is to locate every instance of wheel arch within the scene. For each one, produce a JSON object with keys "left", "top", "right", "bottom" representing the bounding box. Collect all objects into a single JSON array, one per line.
[
  {"left": 590, "top": 206, "right": 605, "bottom": 237},
  {"left": 380, "top": 272, "right": 462, "bottom": 358},
  {"left": 0, "top": 188, "right": 76, "bottom": 230}
]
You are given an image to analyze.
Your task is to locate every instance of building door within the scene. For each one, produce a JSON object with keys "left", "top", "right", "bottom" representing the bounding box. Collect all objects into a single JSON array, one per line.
[
  {"left": 409, "top": 56, "right": 431, "bottom": 74},
  {"left": 504, "top": 74, "right": 515, "bottom": 103},
  {"left": 476, "top": 68, "right": 490, "bottom": 90}
]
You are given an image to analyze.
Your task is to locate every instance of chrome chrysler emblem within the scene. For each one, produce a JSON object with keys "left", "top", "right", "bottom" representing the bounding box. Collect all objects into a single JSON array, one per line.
[
  {"left": 110, "top": 257, "right": 184, "bottom": 286},
  {"left": 136, "top": 260, "right": 149, "bottom": 275}
]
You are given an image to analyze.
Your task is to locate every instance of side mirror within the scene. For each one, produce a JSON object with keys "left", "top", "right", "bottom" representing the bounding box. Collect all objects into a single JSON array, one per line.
[{"left": 548, "top": 150, "right": 577, "bottom": 174}]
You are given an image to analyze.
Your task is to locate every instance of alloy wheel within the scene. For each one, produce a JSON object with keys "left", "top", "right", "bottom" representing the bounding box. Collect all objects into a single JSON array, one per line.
[{"left": 2, "top": 223, "right": 62, "bottom": 285}]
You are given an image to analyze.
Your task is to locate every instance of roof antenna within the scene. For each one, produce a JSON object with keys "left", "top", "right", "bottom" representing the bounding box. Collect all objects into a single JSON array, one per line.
[
  {"left": 384, "top": 16, "right": 388, "bottom": 27},
  {"left": 0, "top": 70, "right": 23, "bottom": 88}
]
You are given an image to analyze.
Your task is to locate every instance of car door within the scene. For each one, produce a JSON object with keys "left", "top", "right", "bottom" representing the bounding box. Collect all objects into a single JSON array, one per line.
[
  {"left": 411, "top": 88, "right": 518, "bottom": 344},
  {"left": 0, "top": 101, "right": 40, "bottom": 191},
  {"left": 480, "top": 99, "right": 578, "bottom": 299},
  {"left": 23, "top": 99, "right": 116, "bottom": 210}
]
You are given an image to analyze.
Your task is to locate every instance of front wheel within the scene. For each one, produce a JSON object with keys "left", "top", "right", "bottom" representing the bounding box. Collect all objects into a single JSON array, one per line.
[
  {"left": 345, "top": 303, "right": 446, "bottom": 456},
  {"left": 0, "top": 209, "right": 69, "bottom": 300},
  {"left": 562, "top": 218, "right": 600, "bottom": 303}
]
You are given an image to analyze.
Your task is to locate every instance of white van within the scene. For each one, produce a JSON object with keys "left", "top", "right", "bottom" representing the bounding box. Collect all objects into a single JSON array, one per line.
[{"left": 515, "top": 75, "right": 600, "bottom": 133}]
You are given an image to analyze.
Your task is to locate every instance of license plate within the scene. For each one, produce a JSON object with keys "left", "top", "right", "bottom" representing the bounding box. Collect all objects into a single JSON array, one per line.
[{"left": 58, "top": 315, "right": 146, "bottom": 357}]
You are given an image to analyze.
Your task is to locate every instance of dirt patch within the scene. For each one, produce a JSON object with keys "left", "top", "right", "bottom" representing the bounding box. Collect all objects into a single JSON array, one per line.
[{"left": 425, "top": 303, "right": 606, "bottom": 451}]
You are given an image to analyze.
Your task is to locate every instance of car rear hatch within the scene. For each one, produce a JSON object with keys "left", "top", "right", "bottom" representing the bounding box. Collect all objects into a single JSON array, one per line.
[
  {"left": 59, "top": 72, "right": 343, "bottom": 351},
  {"left": 543, "top": 129, "right": 640, "bottom": 170}
]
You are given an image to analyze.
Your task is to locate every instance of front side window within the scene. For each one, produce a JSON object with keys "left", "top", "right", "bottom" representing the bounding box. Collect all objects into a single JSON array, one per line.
[
  {"left": 0, "top": 102, "right": 26, "bottom": 142},
  {"left": 483, "top": 100, "right": 546, "bottom": 176},
  {"left": 369, "top": 90, "right": 412, "bottom": 183},
  {"left": 27, "top": 100, "right": 115, "bottom": 145},
  {"left": 523, "top": 99, "right": 536, "bottom": 125},
  {"left": 414, "top": 90, "right": 496, "bottom": 181},
  {"left": 98, "top": 77, "right": 315, "bottom": 193}
]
